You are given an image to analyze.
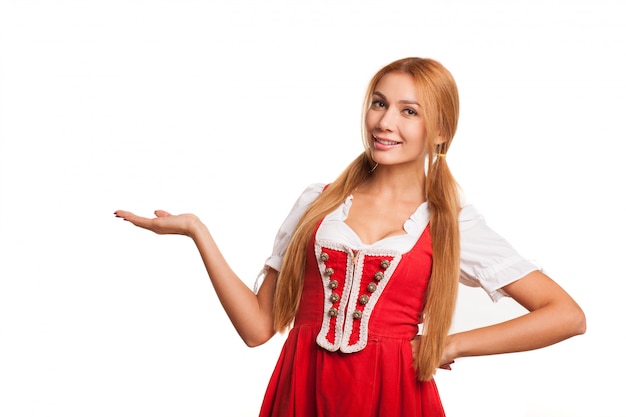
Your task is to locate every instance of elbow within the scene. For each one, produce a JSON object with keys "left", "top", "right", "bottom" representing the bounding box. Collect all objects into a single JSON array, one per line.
[
  {"left": 242, "top": 329, "right": 276, "bottom": 348},
  {"left": 565, "top": 303, "right": 586, "bottom": 338},
  {"left": 573, "top": 306, "right": 587, "bottom": 336},
  {"left": 243, "top": 338, "right": 268, "bottom": 348}
]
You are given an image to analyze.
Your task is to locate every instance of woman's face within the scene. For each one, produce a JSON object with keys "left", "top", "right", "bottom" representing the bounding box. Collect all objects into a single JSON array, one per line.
[{"left": 365, "top": 71, "right": 429, "bottom": 168}]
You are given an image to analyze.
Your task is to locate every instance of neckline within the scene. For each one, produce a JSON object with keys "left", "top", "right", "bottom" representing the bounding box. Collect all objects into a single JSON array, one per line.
[{"left": 339, "top": 194, "right": 429, "bottom": 246}]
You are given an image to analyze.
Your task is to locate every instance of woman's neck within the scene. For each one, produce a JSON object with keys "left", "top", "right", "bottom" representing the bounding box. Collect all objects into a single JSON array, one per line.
[{"left": 358, "top": 164, "right": 426, "bottom": 203}]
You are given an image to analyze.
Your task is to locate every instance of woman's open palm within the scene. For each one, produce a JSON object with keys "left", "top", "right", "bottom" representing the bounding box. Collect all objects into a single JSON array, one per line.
[{"left": 114, "top": 209, "right": 199, "bottom": 237}]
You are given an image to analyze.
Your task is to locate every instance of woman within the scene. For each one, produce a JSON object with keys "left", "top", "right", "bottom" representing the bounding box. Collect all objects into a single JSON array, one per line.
[{"left": 114, "top": 57, "right": 585, "bottom": 416}]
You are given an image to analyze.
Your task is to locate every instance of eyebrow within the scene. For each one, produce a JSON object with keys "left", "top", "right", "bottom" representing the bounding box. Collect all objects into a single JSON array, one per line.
[{"left": 373, "top": 91, "right": 421, "bottom": 107}]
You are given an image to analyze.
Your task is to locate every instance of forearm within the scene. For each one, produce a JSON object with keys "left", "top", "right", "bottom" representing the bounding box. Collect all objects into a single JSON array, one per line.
[
  {"left": 114, "top": 209, "right": 277, "bottom": 346},
  {"left": 190, "top": 220, "right": 276, "bottom": 347},
  {"left": 448, "top": 300, "right": 585, "bottom": 359}
]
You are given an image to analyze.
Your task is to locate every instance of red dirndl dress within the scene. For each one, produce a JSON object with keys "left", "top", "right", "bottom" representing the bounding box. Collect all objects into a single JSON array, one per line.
[{"left": 259, "top": 224, "right": 446, "bottom": 417}]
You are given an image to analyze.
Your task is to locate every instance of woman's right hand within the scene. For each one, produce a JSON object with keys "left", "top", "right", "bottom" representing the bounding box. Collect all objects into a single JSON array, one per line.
[{"left": 114, "top": 209, "right": 202, "bottom": 237}]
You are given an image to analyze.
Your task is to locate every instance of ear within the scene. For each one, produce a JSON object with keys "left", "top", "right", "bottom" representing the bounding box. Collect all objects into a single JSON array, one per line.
[{"left": 434, "top": 136, "right": 448, "bottom": 155}]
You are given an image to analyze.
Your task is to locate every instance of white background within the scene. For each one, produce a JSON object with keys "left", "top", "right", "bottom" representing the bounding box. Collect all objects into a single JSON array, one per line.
[{"left": 1, "top": 0, "right": 624, "bottom": 416}]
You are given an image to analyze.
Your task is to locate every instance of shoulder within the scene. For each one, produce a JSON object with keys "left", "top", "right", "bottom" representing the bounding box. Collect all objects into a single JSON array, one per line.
[
  {"left": 456, "top": 187, "right": 486, "bottom": 229},
  {"left": 458, "top": 204, "right": 484, "bottom": 229},
  {"left": 280, "top": 182, "right": 326, "bottom": 228},
  {"left": 290, "top": 183, "right": 325, "bottom": 210},
  {"left": 264, "top": 183, "right": 327, "bottom": 271}
]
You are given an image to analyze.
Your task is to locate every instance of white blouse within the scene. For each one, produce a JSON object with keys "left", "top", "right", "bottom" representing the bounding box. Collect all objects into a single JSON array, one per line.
[{"left": 263, "top": 183, "right": 539, "bottom": 302}]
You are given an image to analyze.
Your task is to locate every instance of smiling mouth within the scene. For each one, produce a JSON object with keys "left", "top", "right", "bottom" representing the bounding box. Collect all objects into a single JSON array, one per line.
[{"left": 373, "top": 135, "right": 400, "bottom": 146}]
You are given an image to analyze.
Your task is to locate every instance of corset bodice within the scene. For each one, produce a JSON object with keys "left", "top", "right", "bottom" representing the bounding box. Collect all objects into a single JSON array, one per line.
[{"left": 294, "top": 225, "right": 433, "bottom": 353}]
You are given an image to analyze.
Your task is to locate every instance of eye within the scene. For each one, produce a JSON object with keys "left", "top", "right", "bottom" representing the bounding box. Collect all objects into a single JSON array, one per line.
[
  {"left": 403, "top": 108, "right": 418, "bottom": 116},
  {"left": 371, "top": 100, "right": 386, "bottom": 109}
]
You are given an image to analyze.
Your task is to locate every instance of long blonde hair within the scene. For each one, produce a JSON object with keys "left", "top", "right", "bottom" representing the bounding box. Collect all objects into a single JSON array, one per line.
[{"left": 273, "top": 57, "right": 461, "bottom": 381}]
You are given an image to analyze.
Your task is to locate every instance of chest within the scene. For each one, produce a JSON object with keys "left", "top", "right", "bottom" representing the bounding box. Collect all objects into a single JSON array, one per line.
[{"left": 343, "top": 195, "right": 424, "bottom": 245}]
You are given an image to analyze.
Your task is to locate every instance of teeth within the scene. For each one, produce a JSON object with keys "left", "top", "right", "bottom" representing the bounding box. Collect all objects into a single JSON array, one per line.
[{"left": 374, "top": 136, "right": 399, "bottom": 145}]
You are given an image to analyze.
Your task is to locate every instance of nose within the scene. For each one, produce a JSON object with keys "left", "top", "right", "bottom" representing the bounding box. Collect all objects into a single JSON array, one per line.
[{"left": 377, "top": 109, "right": 395, "bottom": 131}]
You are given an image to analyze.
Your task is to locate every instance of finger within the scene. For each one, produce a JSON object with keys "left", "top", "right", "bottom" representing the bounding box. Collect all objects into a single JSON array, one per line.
[
  {"left": 114, "top": 210, "right": 156, "bottom": 230},
  {"left": 114, "top": 210, "right": 135, "bottom": 220},
  {"left": 154, "top": 210, "right": 171, "bottom": 218},
  {"left": 438, "top": 360, "right": 455, "bottom": 370}
]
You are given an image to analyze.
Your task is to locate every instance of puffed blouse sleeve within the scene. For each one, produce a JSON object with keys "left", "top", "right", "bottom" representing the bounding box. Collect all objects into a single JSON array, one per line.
[
  {"left": 259, "top": 183, "right": 325, "bottom": 278},
  {"left": 459, "top": 204, "right": 541, "bottom": 302}
]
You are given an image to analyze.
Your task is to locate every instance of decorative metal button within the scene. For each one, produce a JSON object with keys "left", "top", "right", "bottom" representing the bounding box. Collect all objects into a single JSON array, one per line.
[
  {"left": 328, "top": 308, "right": 338, "bottom": 317},
  {"left": 374, "top": 271, "right": 384, "bottom": 281},
  {"left": 328, "top": 280, "right": 339, "bottom": 289},
  {"left": 353, "top": 310, "right": 363, "bottom": 319},
  {"left": 367, "top": 282, "right": 377, "bottom": 293},
  {"left": 380, "top": 259, "right": 390, "bottom": 269},
  {"left": 329, "top": 293, "right": 340, "bottom": 303},
  {"left": 358, "top": 294, "right": 370, "bottom": 305},
  {"left": 319, "top": 252, "right": 329, "bottom": 262},
  {"left": 324, "top": 267, "right": 334, "bottom": 276}
]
